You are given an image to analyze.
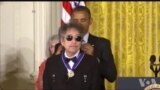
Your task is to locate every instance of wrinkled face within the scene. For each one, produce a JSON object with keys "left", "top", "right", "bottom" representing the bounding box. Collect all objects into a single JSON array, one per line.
[
  {"left": 71, "top": 11, "right": 92, "bottom": 34},
  {"left": 61, "top": 28, "right": 82, "bottom": 56},
  {"left": 49, "top": 39, "right": 59, "bottom": 54}
]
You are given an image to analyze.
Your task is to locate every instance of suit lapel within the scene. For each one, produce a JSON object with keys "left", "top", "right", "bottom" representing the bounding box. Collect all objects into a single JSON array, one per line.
[
  {"left": 88, "top": 34, "right": 101, "bottom": 58},
  {"left": 58, "top": 55, "right": 68, "bottom": 75},
  {"left": 88, "top": 34, "right": 95, "bottom": 46}
]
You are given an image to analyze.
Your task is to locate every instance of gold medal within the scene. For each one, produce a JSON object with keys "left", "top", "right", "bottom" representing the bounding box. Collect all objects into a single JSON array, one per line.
[{"left": 68, "top": 70, "right": 74, "bottom": 78}]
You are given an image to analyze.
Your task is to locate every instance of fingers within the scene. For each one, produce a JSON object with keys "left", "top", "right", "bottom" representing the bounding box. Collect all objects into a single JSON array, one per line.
[{"left": 81, "top": 43, "right": 94, "bottom": 55}]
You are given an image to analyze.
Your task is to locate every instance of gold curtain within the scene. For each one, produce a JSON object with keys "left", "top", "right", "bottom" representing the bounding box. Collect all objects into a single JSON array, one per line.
[{"left": 86, "top": 2, "right": 160, "bottom": 90}]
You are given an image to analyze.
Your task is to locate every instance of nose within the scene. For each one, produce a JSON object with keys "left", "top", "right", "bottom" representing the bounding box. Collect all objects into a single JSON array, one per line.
[
  {"left": 77, "top": 20, "right": 81, "bottom": 24},
  {"left": 71, "top": 38, "right": 77, "bottom": 43}
]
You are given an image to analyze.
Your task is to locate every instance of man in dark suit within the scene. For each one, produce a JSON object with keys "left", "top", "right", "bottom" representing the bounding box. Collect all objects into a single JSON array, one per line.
[
  {"left": 43, "top": 23, "right": 100, "bottom": 90},
  {"left": 70, "top": 6, "right": 117, "bottom": 90}
]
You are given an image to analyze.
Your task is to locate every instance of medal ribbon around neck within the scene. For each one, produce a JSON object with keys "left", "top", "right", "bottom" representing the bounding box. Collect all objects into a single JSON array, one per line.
[{"left": 61, "top": 51, "right": 85, "bottom": 71}]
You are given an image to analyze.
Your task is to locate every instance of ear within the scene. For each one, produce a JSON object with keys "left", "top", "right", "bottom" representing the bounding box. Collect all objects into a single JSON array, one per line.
[
  {"left": 60, "top": 38, "right": 65, "bottom": 46},
  {"left": 89, "top": 18, "right": 93, "bottom": 25}
]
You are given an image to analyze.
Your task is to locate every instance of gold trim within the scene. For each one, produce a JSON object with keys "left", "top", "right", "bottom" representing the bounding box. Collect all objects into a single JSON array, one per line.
[{"left": 144, "top": 84, "right": 160, "bottom": 90}]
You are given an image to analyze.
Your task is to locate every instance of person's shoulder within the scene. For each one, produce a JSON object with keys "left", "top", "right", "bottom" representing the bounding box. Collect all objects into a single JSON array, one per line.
[
  {"left": 84, "top": 54, "right": 98, "bottom": 62},
  {"left": 83, "top": 54, "right": 99, "bottom": 66},
  {"left": 84, "top": 54, "right": 94, "bottom": 58},
  {"left": 90, "top": 34, "right": 110, "bottom": 43},
  {"left": 38, "top": 59, "right": 47, "bottom": 69},
  {"left": 99, "top": 37, "right": 110, "bottom": 43},
  {"left": 46, "top": 54, "right": 61, "bottom": 63}
]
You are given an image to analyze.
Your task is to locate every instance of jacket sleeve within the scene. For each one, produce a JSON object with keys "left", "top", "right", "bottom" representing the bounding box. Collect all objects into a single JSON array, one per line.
[
  {"left": 99, "top": 39, "right": 117, "bottom": 82},
  {"left": 43, "top": 59, "right": 52, "bottom": 90}
]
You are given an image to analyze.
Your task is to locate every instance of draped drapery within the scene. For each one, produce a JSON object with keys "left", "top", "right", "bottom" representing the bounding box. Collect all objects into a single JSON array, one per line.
[{"left": 86, "top": 2, "right": 160, "bottom": 89}]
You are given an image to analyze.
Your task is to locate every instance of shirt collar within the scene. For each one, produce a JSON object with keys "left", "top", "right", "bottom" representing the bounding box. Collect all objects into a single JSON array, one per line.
[
  {"left": 83, "top": 33, "right": 89, "bottom": 43},
  {"left": 64, "top": 50, "right": 80, "bottom": 58}
]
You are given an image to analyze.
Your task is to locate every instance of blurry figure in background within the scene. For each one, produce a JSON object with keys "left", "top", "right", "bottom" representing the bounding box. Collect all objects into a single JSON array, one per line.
[
  {"left": 48, "top": 35, "right": 60, "bottom": 55},
  {"left": 36, "top": 34, "right": 63, "bottom": 90}
]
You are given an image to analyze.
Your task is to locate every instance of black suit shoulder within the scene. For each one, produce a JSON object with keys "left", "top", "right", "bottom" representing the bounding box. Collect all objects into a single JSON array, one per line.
[
  {"left": 84, "top": 54, "right": 97, "bottom": 61},
  {"left": 82, "top": 54, "right": 99, "bottom": 67},
  {"left": 45, "top": 54, "right": 63, "bottom": 73},
  {"left": 89, "top": 34, "right": 111, "bottom": 47},
  {"left": 92, "top": 34, "right": 110, "bottom": 43},
  {"left": 46, "top": 54, "right": 59, "bottom": 64}
]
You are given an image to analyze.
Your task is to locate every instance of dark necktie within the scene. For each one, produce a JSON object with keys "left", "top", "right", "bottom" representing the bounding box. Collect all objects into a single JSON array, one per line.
[{"left": 66, "top": 57, "right": 77, "bottom": 63}]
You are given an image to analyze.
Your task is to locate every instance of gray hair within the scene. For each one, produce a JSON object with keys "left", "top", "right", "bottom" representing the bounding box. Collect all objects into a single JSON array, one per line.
[
  {"left": 48, "top": 34, "right": 59, "bottom": 43},
  {"left": 46, "top": 34, "right": 59, "bottom": 57},
  {"left": 58, "top": 23, "right": 85, "bottom": 38}
]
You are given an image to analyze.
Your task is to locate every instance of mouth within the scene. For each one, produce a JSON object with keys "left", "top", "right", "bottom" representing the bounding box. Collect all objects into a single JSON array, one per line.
[{"left": 70, "top": 46, "right": 78, "bottom": 48}]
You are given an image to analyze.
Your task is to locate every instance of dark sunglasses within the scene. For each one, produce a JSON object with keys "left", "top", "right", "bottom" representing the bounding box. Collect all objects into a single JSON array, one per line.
[{"left": 64, "top": 35, "right": 82, "bottom": 42}]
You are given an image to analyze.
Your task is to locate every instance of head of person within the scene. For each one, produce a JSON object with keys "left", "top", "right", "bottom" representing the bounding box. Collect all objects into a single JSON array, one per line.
[
  {"left": 59, "top": 23, "right": 85, "bottom": 56},
  {"left": 70, "top": 6, "right": 92, "bottom": 34},
  {"left": 48, "top": 35, "right": 59, "bottom": 55}
]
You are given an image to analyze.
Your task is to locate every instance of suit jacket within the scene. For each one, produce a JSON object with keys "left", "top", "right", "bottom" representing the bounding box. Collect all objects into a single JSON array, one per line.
[
  {"left": 88, "top": 34, "right": 117, "bottom": 90},
  {"left": 43, "top": 52, "right": 100, "bottom": 90}
]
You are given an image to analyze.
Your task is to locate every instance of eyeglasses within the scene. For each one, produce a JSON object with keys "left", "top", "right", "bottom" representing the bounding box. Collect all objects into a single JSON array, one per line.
[{"left": 64, "top": 35, "right": 82, "bottom": 42}]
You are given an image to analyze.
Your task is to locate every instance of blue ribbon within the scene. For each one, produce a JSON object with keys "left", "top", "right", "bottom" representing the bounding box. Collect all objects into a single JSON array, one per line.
[{"left": 61, "top": 51, "right": 85, "bottom": 71}]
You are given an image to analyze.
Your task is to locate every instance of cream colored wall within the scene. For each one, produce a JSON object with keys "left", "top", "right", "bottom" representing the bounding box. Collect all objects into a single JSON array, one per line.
[{"left": 0, "top": 2, "right": 61, "bottom": 90}]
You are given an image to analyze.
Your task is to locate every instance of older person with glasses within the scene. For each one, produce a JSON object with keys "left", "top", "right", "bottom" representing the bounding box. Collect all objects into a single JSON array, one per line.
[{"left": 43, "top": 23, "right": 100, "bottom": 90}]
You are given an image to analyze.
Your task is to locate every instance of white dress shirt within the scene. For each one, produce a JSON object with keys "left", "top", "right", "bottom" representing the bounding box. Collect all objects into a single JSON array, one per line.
[
  {"left": 82, "top": 33, "right": 89, "bottom": 44},
  {"left": 64, "top": 50, "right": 80, "bottom": 69}
]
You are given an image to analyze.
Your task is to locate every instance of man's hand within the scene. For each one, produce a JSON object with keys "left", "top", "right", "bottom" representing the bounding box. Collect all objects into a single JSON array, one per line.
[{"left": 81, "top": 43, "right": 94, "bottom": 55}]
